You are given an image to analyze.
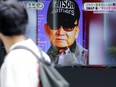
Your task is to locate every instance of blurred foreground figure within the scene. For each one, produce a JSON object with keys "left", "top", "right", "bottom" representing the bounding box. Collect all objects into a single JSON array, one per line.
[{"left": 0, "top": 0, "right": 50, "bottom": 87}]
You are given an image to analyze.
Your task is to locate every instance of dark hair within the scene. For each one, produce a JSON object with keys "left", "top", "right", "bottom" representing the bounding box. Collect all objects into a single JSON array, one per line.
[
  {"left": 0, "top": 0, "right": 28, "bottom": 36},
  {"left": 47, "top": 0, "right": 80, "bottom": 27}
]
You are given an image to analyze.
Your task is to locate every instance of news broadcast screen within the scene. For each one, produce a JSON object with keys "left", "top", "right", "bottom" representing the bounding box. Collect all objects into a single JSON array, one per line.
[
  {"left": 20, "top": 0, "right": 116, "bottom": 67},
  {"left": 37, "top": 0, "right": 87, "bottom": 66}
]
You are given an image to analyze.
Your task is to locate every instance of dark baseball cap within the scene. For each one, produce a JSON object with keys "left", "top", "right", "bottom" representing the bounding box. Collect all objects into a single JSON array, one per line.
[{"left": 47, "top": 0, "right": 80, "bottom": 30}]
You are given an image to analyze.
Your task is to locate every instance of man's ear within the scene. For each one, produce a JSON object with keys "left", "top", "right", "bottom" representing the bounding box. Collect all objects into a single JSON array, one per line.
[
  {"left": 44, "top": 23, "right": 49, "bottom": 36},
  {"left": 74, "top": 26, "right": 80, "bottom": 39}
]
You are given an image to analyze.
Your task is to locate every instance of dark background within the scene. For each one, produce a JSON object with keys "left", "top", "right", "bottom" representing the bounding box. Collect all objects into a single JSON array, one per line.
[{"left": 56, "top": 67, "right": 116, "bottom": 87}]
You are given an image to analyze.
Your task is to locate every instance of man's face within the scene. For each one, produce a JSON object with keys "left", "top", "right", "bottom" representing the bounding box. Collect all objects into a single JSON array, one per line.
[{"left": 44, "top": 20, "right": 80, "bottom": 48}]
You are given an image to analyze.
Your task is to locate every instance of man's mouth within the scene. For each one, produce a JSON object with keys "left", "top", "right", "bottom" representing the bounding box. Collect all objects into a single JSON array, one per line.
[
  {"left": 56, "top": 38, "right": 65, "bottom": 40},
  {"left": 55, "top": 36, "right": 67, "bottom": 40}
]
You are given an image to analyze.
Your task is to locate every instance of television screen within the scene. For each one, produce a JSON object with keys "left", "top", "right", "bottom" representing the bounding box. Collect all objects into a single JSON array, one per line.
[
  {"left": 37, "top": 0, "right": 116, "bottom": 67},
  {"left": 12, "top": 0, "right": 116, "bottom": 67},
  {"left": 37, "top": 0, "right": 88, "bottom": 66}
]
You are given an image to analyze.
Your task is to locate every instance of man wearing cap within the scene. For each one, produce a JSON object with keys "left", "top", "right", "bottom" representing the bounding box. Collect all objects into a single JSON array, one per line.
[{"left": 44, "top": 0, "right": 88, "bottom": 66}]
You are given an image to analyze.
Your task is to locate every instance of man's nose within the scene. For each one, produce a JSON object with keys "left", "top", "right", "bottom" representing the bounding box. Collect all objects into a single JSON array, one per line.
[{"left": 56, "top": 26, "right": 65, "bottom": 35}]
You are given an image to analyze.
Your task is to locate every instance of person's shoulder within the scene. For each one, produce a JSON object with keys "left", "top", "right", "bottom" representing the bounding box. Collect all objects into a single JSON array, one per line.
[
  {"left": 76, "top": 43, "right": 88, "bottom": 51},
  {"left": 76, "top": 43, "right": 88, "bottom": 60},
  {"left": 2, "top": 49, "right": 40, "bottom": 72},
  {"left": 5, "top": 49, "right": 37, "bottom": 65}
]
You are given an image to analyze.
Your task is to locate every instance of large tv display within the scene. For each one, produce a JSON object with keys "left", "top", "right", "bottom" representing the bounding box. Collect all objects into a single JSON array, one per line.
[
  {"left": 14, "top": 0, "right": 116, "bottom": 67},
  {"left": 37, "top": 0, "right": 88, "bottom": 66},
  {"left": 37, "top": 0, "right": 116, "bottom": 66}
]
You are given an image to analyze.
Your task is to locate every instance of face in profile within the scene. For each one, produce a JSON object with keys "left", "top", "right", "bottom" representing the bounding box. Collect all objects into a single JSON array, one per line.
[{"left": 44, "top": 20, "right": 80, "bottom": 48}]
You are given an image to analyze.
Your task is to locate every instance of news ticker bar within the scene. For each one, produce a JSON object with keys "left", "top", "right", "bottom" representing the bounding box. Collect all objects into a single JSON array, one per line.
[{"left": 83, "top": 2, "right": 116, "bottom": 11}]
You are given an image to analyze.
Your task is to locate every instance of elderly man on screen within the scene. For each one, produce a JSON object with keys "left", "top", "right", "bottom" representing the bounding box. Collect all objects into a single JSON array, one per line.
[{"left": 44, "top": 0, "right": 88, "bottom": 66}]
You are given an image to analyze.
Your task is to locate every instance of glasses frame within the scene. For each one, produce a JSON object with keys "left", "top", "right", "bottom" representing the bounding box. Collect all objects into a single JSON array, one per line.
[{"left": 48, "top": 23, "right": 78, "bottom": 32}]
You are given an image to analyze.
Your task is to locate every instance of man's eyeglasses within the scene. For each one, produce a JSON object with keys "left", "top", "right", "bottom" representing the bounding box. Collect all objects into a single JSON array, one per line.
[{"left": 48, "top": 23, "right": 78, "bottom": 32}]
